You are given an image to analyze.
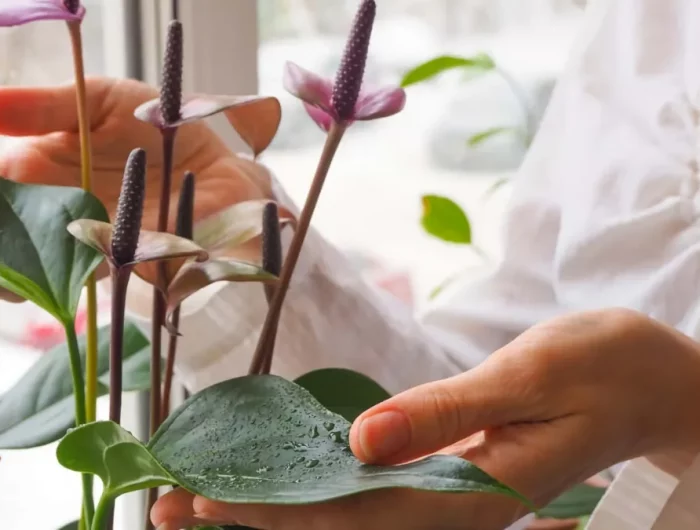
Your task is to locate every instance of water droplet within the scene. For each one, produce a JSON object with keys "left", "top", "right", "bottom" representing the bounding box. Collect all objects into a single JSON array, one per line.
[
  {"left": 323, "top": 422, "right": 335, "bottom": 432},
  {"left": 305, "top": 459, "right": 320, "bottom": 468},
  {"left": 329, "top": 431, "right": 344, "bottom": 443},
  {"left": 309, "top": 425, "right": 319, "bottom": 438}
]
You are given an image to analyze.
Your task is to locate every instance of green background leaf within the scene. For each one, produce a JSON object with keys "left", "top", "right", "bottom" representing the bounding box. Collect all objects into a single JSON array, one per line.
[
  {"left": 0, "top": 178, "right": 109, "bottom": 322},
  {"left": 468, "top": 126, "right": 518, "bottom": 147},
  {"left": 421, "top": 195, "right": 472, "bottom": 244},
  {"left": 57, "top": 521, "right": 79, "bottom": 530},
  {"left": 401, "top": 53, "right": 495, "bottom": 87},
  {"left": 0, "top": 322, "right": 150, "bottom": 449},
  {"left": 538, "top": 483, "right": 606, "bottom": 519},
  {"left": 295, "top": 368, "right": 391, "bottom": 422}
]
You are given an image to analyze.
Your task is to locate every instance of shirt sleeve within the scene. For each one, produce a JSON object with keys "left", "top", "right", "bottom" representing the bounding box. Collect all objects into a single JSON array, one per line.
[{"left": 122, "top": 150, "right": 562, "bottom": 394}]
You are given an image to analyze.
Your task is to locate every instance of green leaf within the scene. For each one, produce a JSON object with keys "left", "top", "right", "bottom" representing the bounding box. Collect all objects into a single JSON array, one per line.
[
  {"left": 401, "top": 54, "right": 495, "bottom": 87},
  {"left": 0, "top": 178, "right": 109, "bottom": 322},
  {"left": 149, "top": 376, "right": 528, "bottom": 505},
  {"left": 467, "top": 126, "right": 518, "bottom": 147},
  {"left": 58, "top": 521, "right": 79, "bottom": 530},
  {"left": 57, "top": 376, "right": 530, "bottom": 511},
  {"left": 421, "top": 195, "right": 472, "bottom": 244},
  {"left": 295, "top": 368, "right": 391, "bottom": 422},
  {"left": 538, "top": 483, "right": 606, "bottom": 519},
  {"left": 0, "top": 322, "right": 150, "bottom": 449},
  {"left": 56, "top": 421, "right": 175, "bottom": 504}
]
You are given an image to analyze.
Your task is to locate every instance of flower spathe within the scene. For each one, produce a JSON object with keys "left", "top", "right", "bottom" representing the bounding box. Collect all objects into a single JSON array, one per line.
[
  {"left": 283, "top": 62, "right": 406, "bottom": 132},
  {"left": 0, "top": 0, "right": 85, "bottom": 26},
  {"left": 283, "top": 0, "right": 405, "bottom": 132}
]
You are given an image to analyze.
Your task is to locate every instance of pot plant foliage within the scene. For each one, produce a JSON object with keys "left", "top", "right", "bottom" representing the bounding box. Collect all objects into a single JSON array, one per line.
[{"left": 0, "top": 2, "right": 599, "bottom": 529}]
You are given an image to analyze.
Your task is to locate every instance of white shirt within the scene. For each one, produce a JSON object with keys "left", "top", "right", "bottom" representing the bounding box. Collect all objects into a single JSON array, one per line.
[{"left": 125, "top": 0, "right": 700, "bottom": 527}]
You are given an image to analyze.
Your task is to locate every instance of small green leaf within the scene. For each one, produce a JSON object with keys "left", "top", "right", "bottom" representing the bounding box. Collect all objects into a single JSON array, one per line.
[
  {"left": 0, "top": 178, "right": 109, "bottom": 322},
  {"left": 421, "top": 195, "right": 472, "bottom": 244},
  {"left": 0, "top": 322, "right": 150, "bottom": 449},
  {"left": 56, "top": 421, "right": 175, "bottom": 503},
  {"left": 57, "top": 521, "right": 79, "bottom": 530},
  {"left": 467, "top": 126, "right": 517, "bottom": 147},
  {"left": 538, "top": 483, "right": 606, "bottom": 519},
  {"left": 295, "top": 368, "right": 391, "bottom": 422},
  {"left": 401, "top": 54, "right": 495, "bottom": 87}
]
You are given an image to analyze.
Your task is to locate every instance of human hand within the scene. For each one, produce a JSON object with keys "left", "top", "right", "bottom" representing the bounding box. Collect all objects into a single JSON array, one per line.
[
  {"left": 0, "top": 77, "right": 272, "bottom": 301},
  {"left": 151, "top": 309, "right": 700, "bottom": 529}
]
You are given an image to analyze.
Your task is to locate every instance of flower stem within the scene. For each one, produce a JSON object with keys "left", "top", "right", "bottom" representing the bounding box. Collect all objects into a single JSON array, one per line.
[
  {"left": 68, "top": 22, "right": 97, "bottom": 520},
  {"left": 63, "top": 319, "right": 94, "bottom": 529},
  {"left": 145, "top": 128, "right": 177, "bottom": 530},
  {"left": 161, "top": 308, "right": 180, "bottom": 419},
  {"left": 67, "top": 20, "right": 98, "bottom": 420},
  {"left": 251, "top": 123, "right": 346, "bottom": 372},
  {"left": 109, "top": 267, "right": 132, "bottom": 424},
  {"left": 68, "top": 22, "right": 98, "bottom": 528},
  {"left": 92, "top": 497, "right": 112, "bottom": 530}
]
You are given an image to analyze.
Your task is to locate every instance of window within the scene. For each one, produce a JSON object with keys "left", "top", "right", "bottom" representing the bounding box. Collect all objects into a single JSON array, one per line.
[
  {"left": 0, "top": 2, "right": 139, "bottom": 529},
  {"left": 258, "top": 0, "right": 586, "bottom": 303},
  {"left": 0, "top": 2, "right": 589, "bottom": 528}
]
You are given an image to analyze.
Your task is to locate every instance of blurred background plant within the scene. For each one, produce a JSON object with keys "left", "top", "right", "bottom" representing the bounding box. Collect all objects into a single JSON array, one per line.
[{"left": 400, "top": 49, "right": 555, "bottom": 297}]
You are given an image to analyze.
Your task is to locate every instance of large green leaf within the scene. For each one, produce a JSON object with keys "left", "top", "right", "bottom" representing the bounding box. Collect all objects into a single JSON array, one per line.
[
  {"left": 401, "top": 54, "right": 495, "bottom": 87},
  {"left": 421, "top": 195, "right": 472, "bottom": 244},
  {"left": 538, "top": 483, "right": 606, "bottom": 519},
  {"left": 0, "top": 178, "right": 109, "bottom": 322},
  {"left": 0, "top": 322, "right": 150, "bottom": 449},
  {"left": 57, "top": 376, "right": 529, "bottom": 512},
  {"left": 295, "top": 368, "right": 391, "bottom": 422}
]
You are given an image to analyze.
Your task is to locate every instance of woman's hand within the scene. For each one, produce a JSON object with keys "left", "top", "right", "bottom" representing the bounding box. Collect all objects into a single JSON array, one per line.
[
  {"left": 152, "top": 309, "right": 700, "bottom": 529},
  {"left": 0, "top": 76, "right": 271, "bottom": 233}
]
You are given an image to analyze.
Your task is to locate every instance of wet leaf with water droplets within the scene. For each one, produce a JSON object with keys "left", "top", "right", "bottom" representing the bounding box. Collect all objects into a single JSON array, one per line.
[{"left": 56, "top": 376, "right": 530, "bottom": 510}]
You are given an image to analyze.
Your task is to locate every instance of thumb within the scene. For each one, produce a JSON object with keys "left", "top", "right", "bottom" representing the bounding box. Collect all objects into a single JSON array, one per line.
[
  {"left": 0, "top": 77, "right": 109, "bottom": 136},
  {"left": 350, "top": 359, "right": 539, "bottom": 465}
]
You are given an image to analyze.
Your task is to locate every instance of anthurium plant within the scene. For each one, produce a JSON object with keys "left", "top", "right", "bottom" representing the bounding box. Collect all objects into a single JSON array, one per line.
[{"left": 0, "top": 2, "right": 599, "bottom": 529}]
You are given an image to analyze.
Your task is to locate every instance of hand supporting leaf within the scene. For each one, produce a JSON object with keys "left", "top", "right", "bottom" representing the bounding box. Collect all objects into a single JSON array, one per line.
[{"left": 57, "top": 375, "right": 529, "bottom": 528}]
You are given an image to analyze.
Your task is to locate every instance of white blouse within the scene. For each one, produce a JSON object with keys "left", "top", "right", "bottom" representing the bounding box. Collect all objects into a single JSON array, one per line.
[{"left": 125, "top": 0, "right": 700, "bottom": 527}]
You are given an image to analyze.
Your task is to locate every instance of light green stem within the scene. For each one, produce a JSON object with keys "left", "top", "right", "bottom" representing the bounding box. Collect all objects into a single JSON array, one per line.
[
  {"left": 92, "top": 497, "right": 111, "bottom": 530},
  {"left": 64, "top": 321, "right": 95, "bottom": 528},
  {"left": 67, "top": 19, "right": 98, "bottom": 530}
]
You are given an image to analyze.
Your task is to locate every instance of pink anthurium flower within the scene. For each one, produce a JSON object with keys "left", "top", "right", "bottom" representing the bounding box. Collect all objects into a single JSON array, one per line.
[
  {"left": 0, "top": 0, "right": 85, "bottom": 26},
  {"left": 282, "top": 0, "right": 406, "bottom": 131}
]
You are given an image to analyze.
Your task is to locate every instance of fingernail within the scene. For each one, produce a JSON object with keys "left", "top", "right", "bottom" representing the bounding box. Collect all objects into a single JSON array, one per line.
[{"left": 357, "top": 410, "right": 411, "bottom": 461}]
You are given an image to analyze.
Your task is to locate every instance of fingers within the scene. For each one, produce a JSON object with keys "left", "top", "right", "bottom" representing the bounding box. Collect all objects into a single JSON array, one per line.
[
  {"left": 151, "top": 487, "right": 203, "bottom": 530},
  {"left": 350, "top": 354, "right": 544, "bottom": 464},
  {"left": 0, "top": 77, "right": 110, "bottom": 136}
]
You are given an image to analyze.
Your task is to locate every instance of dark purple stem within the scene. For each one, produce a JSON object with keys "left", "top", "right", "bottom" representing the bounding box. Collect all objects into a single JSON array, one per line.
[
  {"left": 103, "top": 264, "right": 132, "bottom": 530},
  {"left": 109, "top": 266, "right": 132, "bottom": 424},
  {"left": 251, "top": 123, "right": 346, "bottom": 370},
  {"left": 145, "top": 129, "right": 176, "bottom": 530},
  {"left": 162, "top": 172, "right": 194, "bottom": 419}
]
